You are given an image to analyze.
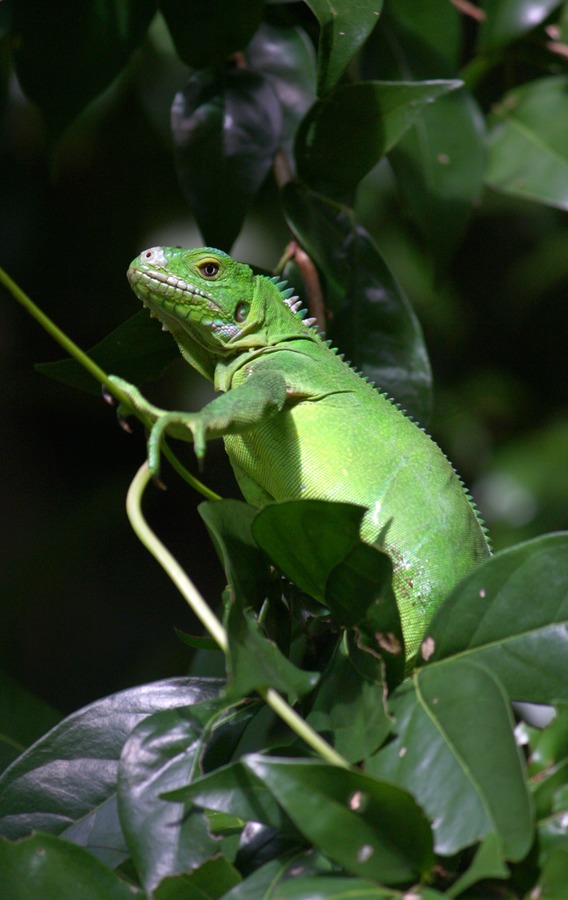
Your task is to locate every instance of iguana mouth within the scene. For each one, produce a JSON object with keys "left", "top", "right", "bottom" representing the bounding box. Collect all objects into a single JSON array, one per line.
[{"left": 127, "top": 265, "right": 225, "bottom": 317}]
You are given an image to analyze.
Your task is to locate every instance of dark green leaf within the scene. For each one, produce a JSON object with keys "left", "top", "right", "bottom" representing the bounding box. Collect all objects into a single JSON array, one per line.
[
  {"left": 36, "top": 310, "right": 178, "bottom": 396},
  {"left": 369, "top": 16, "right": 485, "bottom": 269},
  {"left": 381, "top": 0, "right": 461, "bottom": 70},
  {"left": 528, "top": 704, "right": 568, "bottom": 775},
  {"left": 0, "top": 673, "right": 61, "bottom": 773},
  {"left": 154, "top": 857, "right": 242, "bottom": 900},
  {"left": 307, "top": 636, "right": 392, "bottom": 763},
  {"left": 0, "top": 832, "right": 143, "bottom": 899},
  {"left": 165, "top": 757, "right": 298, "bottom": 834},
  {"left": 422, "top": 533, "right": 568, "bottom": 704},
  {"left": 532, "top": 757, "right": 568, "bottom": 819},
  {"left": 305, "top": 0, "right": 384, "bottom": 96},
  {"left": 486, "top": 76, "right": 568, "bottom": 210},
  {"left": 198, "top": 499, "right": 270, "bottom": 606},
  {"left": 296, "top": 79, "right": 462, "bottom": 197},
  {"left": 225, "top": 606, "right": 319, "bottom": 703},
  {"left": 531, "top": 848, "right": 568, "bottom": 899},
  {"left": 445, "top": 833, "right": 509, "bottom": 898},
  {"left": 246, "top": 23, "right": 316, "bottom": 160},
  {"left": 478, "top": 0, "right": 563, "bottom": 51},
  {"left": 282, "top": 182, "right": 432, "bottom": 425},
  {"left": 0, "top": 677, "right": 222, "bottom": 845},
  {"left": 11, "top": 0, "right": 156, "bottom": 137},
  {"left": 117, "top": 702, "right": 227, "bottom": 893},
  {"left": 272, "top": 876, "right": 399, "bottom": 898},
  {"left": 367, "top": 660, "right": 533, "bottom": 860},
  {"left": 243, "top": 754, "right": 434, "bottom": 884},
  {"left": 252, "top": 500, "right": 366, "bottom": 602},
  {"left": 161, "top": 0, "right": 264, "bottom": 68},
  {"left": 171, "top": 68, "right": 282, "bottom": 250}
]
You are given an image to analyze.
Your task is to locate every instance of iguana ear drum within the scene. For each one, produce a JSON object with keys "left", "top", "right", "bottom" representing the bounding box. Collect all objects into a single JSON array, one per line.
[{"left": 235, "top": 302, "right": 249, "bottom": 322}]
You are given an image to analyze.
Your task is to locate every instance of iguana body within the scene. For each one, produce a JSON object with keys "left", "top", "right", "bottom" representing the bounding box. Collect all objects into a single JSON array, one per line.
[{"left": 119, "top": 245, "right": 490, "bottom": 660}]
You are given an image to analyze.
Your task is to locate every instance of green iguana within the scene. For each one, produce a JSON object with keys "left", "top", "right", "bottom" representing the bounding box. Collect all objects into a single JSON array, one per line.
[{"left": 113, "top": 245, "right": 491, "bottom": 661}]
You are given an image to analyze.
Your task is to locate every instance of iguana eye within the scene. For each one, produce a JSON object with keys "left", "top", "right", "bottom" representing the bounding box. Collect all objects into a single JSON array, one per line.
[
  {"left": 235, "top": 302, "right": 249, "bottom": 323},
  {"left": 200, "top": 261, "right": 219, "bottom": 278}
]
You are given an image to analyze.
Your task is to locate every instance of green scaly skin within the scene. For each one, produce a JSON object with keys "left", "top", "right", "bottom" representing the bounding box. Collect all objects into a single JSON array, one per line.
[{"left": 114, "top": 245, "right": 491, "bottom": 661}]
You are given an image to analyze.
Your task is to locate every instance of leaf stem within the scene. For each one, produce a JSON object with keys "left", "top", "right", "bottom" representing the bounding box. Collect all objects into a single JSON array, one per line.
[{"left": 126, "top": 462, "right": 349, "bottom": 769}]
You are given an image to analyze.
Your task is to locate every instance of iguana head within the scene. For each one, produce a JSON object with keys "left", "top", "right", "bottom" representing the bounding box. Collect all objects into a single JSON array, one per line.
[{"left": 127, "top": 246, "right": 315, "bottom": 380}]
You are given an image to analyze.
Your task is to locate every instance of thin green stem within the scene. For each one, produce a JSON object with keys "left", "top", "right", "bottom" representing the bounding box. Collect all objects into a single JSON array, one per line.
[
  {"left": 126, "top": 462, "right": 349, "bottom": 769},
  {"left": 0, "top": 265, "right": 220, "bottom": 501}
]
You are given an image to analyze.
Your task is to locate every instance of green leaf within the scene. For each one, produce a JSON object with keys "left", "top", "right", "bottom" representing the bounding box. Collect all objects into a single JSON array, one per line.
[
  {"left": 198, "top": 499, "right": 270, "bottom": 606},
  {"left": 367, "top": 660, "right": 533, "bottom": 860},
  {"left": 445, "top": 832, "right": 509, "bottom": 898},
  {"left": 305, "top": 0, "right": 384, "bottom": 96},
  {"left": 369, "top": 16, "right": 485, "bottom": 269},
  {"left": 282, "top": 182, "right": 432, "bottom": 425},
  {"left": 36, "top": 310, "right": 178, "bottom": 395},
  {"left": 479, "top": 0, "right": 563, "bottom": 51},
  {"left": 307, "top": 636, "right": 392, "bottom": 763},
  {"left": 165, "top": 757, "right": 298, "bottom": 833},
  {"left": 171, "top": 68, "right": 282, "bottom": 250},
  {"left": 422, "top": 533, "right": 568, "bottom": 704},
  {"left": 0, "top": 832, "right": 143, "bottom": 899},
  {"left": 269, "top": 876, "right": 399, "bottom": 898},
  {"left": 252, "top": 500, "right": 366, "bottom": 603},
  {"left": 0, "top": 677, "right": 222, "bottom": 850},
  {"left": 296, "top": 79, "right": 462, "bottom": 197},
  {"left": 531, "top": 848, "right": 568, "bottom": 899},
  {"left": 382, "top": 0, "right": 461, "bottom": 70},
  {"left": 11, "top": 0, "right": 156, "bottom": 137},
  {"left": 246, "top": 23, "right": 317, "bottom": 160},
  {"left": 154, "top": 857, "right": 242, "bottom": 900},
  {"left": 528, "top": 703, "right": 568, "bottom": 775},
  {"left": 225, "top": 606, "right": 320, "bottom": 703},
  {"left": 0, "top": 673, "right": 61, "bottom": 773},
  {"left": 242, "top": 755, "right": 434, "bottom": 884},
  {"left": 160, "top": 0, "right": 264, "bottom": 68},
  {"left": 117, "top": 702, "right": 228, "bottom": 893},
  {"left": 486, "top": 76, "right": 568, "bottom": 210}
]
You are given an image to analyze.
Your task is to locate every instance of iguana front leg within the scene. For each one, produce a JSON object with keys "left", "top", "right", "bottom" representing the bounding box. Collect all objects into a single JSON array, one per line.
[{"left": 109, "top": 370, "right": 288, "bottom": 473}]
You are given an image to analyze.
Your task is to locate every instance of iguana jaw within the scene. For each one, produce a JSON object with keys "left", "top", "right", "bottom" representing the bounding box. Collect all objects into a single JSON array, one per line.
[{"left": 127, "top": 261, "right": 230, "bottom": 339}]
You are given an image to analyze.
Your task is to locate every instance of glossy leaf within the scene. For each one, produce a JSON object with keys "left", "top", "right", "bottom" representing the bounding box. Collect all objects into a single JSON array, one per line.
[
  {"left": 252, "top": 500, "right": 366, "bottom": 603},
  {"left": 296, "top": 79, "right": 462, "bottom": 197},
  {"left": 479, "top": 0, "right": 563, "bottom": 51},
  {"left": 36, "top": 310, "right": 178, "bottom": 395},
  {"left": 11, "top": 0, "right": 155, "bottom": 137},
  {"left": 367, "top": 660, "right": 533, "bottom": 859},
  {"left": 306, "top": 636, "right": 392, "bottom": 763},
  {"left": 384, "top": 0, "right": 461, "bottom": 70},
  {"left": 486, "top": 76, "right": 568, "bottom": 210},
  {"left": 225, "top": 606, "right": 320, "bottom": 702},
  {"left": 198, "top": 499, "right": 270, "bottom": 606},
  {"left": 0, "top": 832, "right": 143, "bottom": 898},
  {"left": 0, "top": 678, "right": 222, "bottom": 843},
  {"left": 369, "top": 16, "right": 485, "bottom": 269},
  {"left": 117, "top": 703, "right": 227, "bottom": 893},
  {"left": 422, "top": 533, "right": 568, "bottom": 703},
  {"left": 532, "top": 848, "right": 568, "bottom": 899},
  {"left": 243, "top": 755, "right": 434, "bottom": 884},
  {"left": 166, "top": 757, "right": 297, "bottom": 833},
  {"left": 161, "top": 0, "right": 264, "bottom": 68},
  {"left": 282, "top": 182, "right": 432, "bottom": 425},
  {"left": 246, "top": 23, "right": 317, "bottom": 162},
  {"left": 171, "top": 68, "right": 282, "bottom": 250},
  {"left": 154, "top": 857, "right": 242, "bottom": 900},
  {"left": 305, "top": 0, "right": 384, "bottom": 96},
  {"left": 445, "top": 833, "right": 509, "bottom": 898}
]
